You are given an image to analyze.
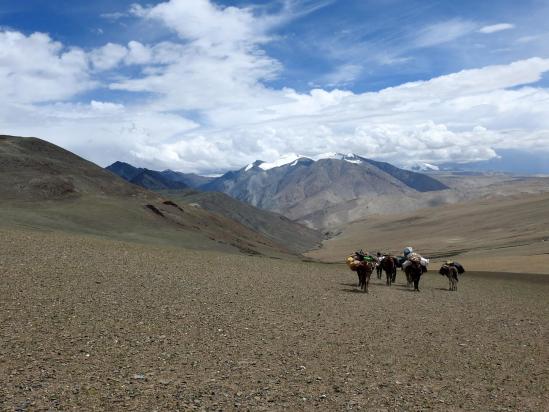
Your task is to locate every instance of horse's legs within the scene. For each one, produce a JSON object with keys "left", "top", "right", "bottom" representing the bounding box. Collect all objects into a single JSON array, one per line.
[
  {"left": 414, "top": 274, "right": 420, "bottom": 291},
  {"left": 406, "top": 271, "right": 413, "bottom": 288},
  {"left": 364, "top": 272, "right": 370, "bottom": 293},
  {"left": 391, "top": 268, "right": 396, "bottom": 283}
]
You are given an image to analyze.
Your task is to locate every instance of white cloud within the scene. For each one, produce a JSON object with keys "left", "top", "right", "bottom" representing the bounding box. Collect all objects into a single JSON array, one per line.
[
  {"left": 89, "top": 42, "right": 128, "bottom": 70},
  {"left": 0, "top": 30, "right": 92, "bottom": 103},
  {"left": 478, "top": 23, "right": 515, "bottom": 34},
  {"left": 322, "top": 64, "right": 362, "bottom": 87},
  {"left": 131, "top": 0, "right": 269, "bottom": 48},
  {"left": 125, "top": 41, "right": 152, "bottom": 65},
  {"left": 100, "top": 12, "right": 128, "bottom": 21},
  {"left": 1, "top": 1, "right": 549, "bottom": 173},
  {"left": 414, "top": 19, "right": 477, "bottom": 47},
  {"left": 110, "top": 0, "right": 282, "bottom": 112}
]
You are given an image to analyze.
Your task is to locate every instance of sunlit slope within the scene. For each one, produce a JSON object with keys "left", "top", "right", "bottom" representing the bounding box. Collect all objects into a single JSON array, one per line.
[{"left": 306, "top": 193, "right": 549, "bottom": 273}]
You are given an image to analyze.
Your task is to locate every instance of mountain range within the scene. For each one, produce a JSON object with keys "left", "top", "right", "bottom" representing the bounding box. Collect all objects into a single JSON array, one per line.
[
  {"left": 106, "top": 161, "right": 213, "bottom": 190},
  {"left": 108, "top": 153, "right": 449, "bottom": 228}
]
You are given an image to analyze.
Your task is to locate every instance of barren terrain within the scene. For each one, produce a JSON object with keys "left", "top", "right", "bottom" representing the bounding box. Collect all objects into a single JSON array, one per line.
[
  {"left": 1, "top": 229, "right": 547, "bottom": 411},
  {"left": 307, "top": 193, "right": 549, "bottom": 274}
]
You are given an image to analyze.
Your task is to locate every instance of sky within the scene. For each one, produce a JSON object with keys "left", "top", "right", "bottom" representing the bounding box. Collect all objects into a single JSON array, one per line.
[{"left": 1, "top": 0, "right": 549, "bottom": 173}]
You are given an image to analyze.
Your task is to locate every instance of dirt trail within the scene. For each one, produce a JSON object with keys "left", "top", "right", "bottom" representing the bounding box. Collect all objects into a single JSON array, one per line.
[{"left": 1, "top": 230, "right": 548, "bottom": 411}]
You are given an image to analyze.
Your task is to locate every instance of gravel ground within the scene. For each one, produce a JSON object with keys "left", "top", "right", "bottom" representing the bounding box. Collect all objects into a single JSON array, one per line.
[{"left": 1, "top": 230, "right": 548, "bottom": 411}]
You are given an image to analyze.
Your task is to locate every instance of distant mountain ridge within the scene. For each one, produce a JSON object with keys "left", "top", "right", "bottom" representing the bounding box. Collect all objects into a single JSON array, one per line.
[
  {"left": 107, "top": 154, "right": 449, "bottom": 229},
  {"left": 200, "top": 153, "right": 449, "bottom": 223},
  {"left": 106, "top": 161, "right": 213, "bottom": 190},
  {"left": 439, "top": 149, "right": 549, "bottom": 175}
]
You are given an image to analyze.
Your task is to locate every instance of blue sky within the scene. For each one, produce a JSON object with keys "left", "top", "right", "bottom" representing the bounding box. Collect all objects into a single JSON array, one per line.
[{"left": 1, "top": 0, "right": 548, "bottom": 172}]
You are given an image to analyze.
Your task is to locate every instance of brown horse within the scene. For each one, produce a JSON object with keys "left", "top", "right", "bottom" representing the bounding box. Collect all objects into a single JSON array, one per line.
[
  {"left": 439, "top": 264, "right": 459, "bottom": 291},
  {"left": 356, "top": 261, "right": 375, "bottom": 293},
  {"left": 404, "top": 260, "right": 423, "bottom": 291},
  {"left": 380, "top": 256, "right": 397, "bottom": 286}
]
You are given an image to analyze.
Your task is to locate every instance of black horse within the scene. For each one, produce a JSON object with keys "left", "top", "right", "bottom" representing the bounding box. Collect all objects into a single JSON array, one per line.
[
  {"left": 375, "top": 253, "right": 382, "bottom": 279},
  {"left": 404, "top": 260, "right": 424, "bottom": 291}
]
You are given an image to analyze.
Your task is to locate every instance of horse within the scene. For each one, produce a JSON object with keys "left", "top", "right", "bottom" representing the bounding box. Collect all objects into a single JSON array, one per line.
[
  {"left": 380, "top": 255, "right": 397, "bottom": 286},
  {"left": 376, "top": 260, "right": 383, "bottom": 279},
  {"left": 404, "top": 260, "right": 424, "bottom": 291},
  {"left": 356, "top": 261, "right": 375, "bottom": 293},
  {"left": 439, "top": 264, "right": 459, "bottom": 291}
]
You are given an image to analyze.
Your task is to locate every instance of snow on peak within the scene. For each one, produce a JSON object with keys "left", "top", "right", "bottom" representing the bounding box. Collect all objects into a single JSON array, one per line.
[
  {"left": 244, "top": 152, "right": 365, "bottom": 172},
  {"left": 311, "top": 152, "right": 364, "bottom": 164},
  {"left": 256, "top": 153, "right": 306, "bottom": 170}
]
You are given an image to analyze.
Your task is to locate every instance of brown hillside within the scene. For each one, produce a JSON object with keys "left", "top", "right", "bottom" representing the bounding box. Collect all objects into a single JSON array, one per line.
[
  {"left": 306, "top": 193, "right": 549, "bottom": 274},
  {"left": 0, "top": 135, "right": 307, "bottom": 256}
]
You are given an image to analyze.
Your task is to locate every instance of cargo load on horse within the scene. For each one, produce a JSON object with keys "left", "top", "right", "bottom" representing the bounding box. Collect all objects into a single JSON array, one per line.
[
  {"left": 439, "top": 261, "right": 465, "bottom": 291},
  {"left": 401, "top": 250, "right": 429, "bottom": 271},
  {"left": 445, "top": 260, "right": 465, "bottom": 274},
  {"left": 345, "top": 250, "right": 376, "bottom": 271},
  {"left": 346, "top": 250, "right": 376, "bottom": 293}
]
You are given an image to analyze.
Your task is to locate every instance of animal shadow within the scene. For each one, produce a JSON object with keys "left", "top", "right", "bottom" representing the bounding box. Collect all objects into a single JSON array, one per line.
[{"left": 339, "top": 282, "right": 359, "bottom": 287}]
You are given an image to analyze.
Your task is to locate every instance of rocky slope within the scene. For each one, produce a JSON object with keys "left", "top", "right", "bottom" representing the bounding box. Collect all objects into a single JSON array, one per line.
[
  {"left": 201, "top": 154, "right": 448, "bottom": 222},
  {"left": 0, "top": 135, "right": 318, "bottom": 256},
  {"left": 165, "top": 190, "right": 323, "bottom": 253},
  {"left": 2, "top": 229, "right": 547, "bottom": 410}
]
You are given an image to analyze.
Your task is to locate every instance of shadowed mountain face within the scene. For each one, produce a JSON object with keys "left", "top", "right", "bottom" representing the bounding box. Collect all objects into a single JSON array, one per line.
[
  {"left": 106, "top": 161, "right": 212, "bottom": 190},
  {"left": 201, "top": 155, "right": 448, "bottom": 223},
  {"left": 0, "top": 136, "right": 320, "bottom": 256},
  {"left": 361, "top": 158, "right": 448, "bottom": 192},
  {"left": 164, "top": 190, "right": 323, "bottom": 253}
]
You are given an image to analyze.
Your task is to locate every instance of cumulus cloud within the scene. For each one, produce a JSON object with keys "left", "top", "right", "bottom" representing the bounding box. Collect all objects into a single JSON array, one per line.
[
  {"left": 478, "top": 23, "right": 515, "bottom": 34},
  {"left": 0, "top": 30, "right": 92, "bottom": 102},
  {"left": 109, "top": 0, "right": 283, "bottom": 112},
  {"left": 1, "top": 0, "right": 548, "bottom": 174},
  {"left": 89, "top": 42, "right": 128, "bottom": 70}
]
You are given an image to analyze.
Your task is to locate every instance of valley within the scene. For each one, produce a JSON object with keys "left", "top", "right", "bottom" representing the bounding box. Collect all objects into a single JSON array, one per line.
[{"left": 1, "top": 135, "right": 548, "bottom": 411}]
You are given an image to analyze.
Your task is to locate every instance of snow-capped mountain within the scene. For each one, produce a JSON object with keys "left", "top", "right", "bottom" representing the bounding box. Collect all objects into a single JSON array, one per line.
[
  {"left": 201, "top": 153, "right": 448, "bottom": 226},
  {"left": 243, "top": 152, "right": 368, "bottom": 172}
]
